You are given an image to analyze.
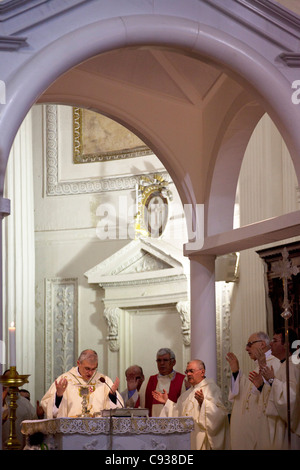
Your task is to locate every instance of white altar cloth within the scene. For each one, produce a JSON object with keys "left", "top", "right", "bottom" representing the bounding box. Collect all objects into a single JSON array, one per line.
[{"left": 21, "top": 417, "right": 194, "bottom": 450}]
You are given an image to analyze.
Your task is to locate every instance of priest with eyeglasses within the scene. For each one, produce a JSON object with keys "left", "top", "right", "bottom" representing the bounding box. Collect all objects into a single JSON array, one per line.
[
  {"left": 226, "top": 331, "right": 280, "bottom": 450},
  {"left": 41, "top": 349, "right": 123, "bottom": 418},
  {"left": 152, "top": 359, "right": 230, "bottom": 450}
]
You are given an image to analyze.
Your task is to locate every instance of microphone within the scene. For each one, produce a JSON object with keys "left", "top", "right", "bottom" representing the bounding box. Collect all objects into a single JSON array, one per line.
[{"left": 99, "top": 376, "right": 124, "bottom": 408}]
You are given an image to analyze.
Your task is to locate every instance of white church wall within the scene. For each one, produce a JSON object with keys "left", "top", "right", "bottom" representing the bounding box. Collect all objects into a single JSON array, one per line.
[
  {"left": 2, "top": 110, "right": 36, "bottom": 400},
  {"left": 32, "top": 104, "right": 189, "bottom": 400},
  {"left": 119, "top": 306, "right": 187, "bottom": 392}
]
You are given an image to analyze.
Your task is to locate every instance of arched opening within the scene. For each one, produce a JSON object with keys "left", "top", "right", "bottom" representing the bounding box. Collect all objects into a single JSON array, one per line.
[
  {"left": 2, "top": 12, "right": 300, "bottom": 415},
  {"left": 230, "top": 113, "right": 300, "bottom": 374}
]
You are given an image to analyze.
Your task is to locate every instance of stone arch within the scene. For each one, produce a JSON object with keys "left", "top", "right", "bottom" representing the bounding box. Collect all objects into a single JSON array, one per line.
[{"left": 0, "top": 14, "right": 299, "bottom": 237}]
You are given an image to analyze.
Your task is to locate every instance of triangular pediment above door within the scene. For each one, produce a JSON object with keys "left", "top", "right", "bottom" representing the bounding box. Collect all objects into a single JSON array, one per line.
[{"left": 84, "top": 238, "right": 188, "bottom": 287}]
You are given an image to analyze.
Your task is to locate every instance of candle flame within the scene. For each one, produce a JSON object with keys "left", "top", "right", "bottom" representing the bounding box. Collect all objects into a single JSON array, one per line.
[{"left": 10, "top": 321, "right": 15, "bottom": 328}]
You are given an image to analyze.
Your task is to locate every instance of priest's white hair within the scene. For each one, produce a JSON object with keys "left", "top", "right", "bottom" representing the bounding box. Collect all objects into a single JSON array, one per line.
[{"left": 78, "top": 349, "right": 98, "bottom": 363}]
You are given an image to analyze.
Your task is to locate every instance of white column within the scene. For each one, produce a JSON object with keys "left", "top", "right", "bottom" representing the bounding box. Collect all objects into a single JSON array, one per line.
[
  {"left": 190, "top": 254, "right": 217, "bottom": 382},
  {"left": 2, "top": 110, "right": 35, "bottom": 399}
]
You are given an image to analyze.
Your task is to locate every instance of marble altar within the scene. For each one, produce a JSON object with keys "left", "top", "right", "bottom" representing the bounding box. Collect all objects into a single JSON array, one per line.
[{"left": 21, "top": 416, "right": 194, "bottom": 450}]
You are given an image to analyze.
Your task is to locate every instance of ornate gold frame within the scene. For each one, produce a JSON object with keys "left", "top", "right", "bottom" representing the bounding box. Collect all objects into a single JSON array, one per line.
[
  {"left": 135, "top": 175, "right": 172, "bottom": 238},
  {"left": 73, "top": 107, "right": 152, "bottom": 164}
]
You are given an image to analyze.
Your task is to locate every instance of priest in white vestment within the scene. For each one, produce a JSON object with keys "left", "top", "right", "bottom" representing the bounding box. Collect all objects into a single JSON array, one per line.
[
  {"left": 226, "top": 331, "right": 281, "bottom": 450},
  {"left": 41, "top": 349, "right": 123, "bottom": 418},
  {"left": 152, "top": 359, "right": 230, "bottom": 450},
  {"left": 258, "top": 328, "right": 300, "bottom": 450}
]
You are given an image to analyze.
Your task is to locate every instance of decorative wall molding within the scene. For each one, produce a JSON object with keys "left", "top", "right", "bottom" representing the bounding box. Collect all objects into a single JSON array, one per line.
[
  {"left": 22, "top": 416, "right": 194, "bottom": 436},
  {"left": 203, "top": 0, "right": 300, "bottom": 54},
  {"left": 45, "top": 105, "right": 168, "bottom": 196},
  {"left": 103, "top": 306, "right": 122, "bottom": 352},
  {"left": 0, "top": 0, "right": 47, "bottom": 17},
  {"left": 73, "top": 107, "right": 152, "bottom": 163},
  {"left": 0, "top": 0, "right": 90, "bottom": 35},
  {"left": 176, "top": 301, "right": 191, "bottom": 346},
  {"left": 235, "top": 0, "right": 300, "bottom": 38},
  {"left": 45, "top": 278, "right": 78, "bottom": 389}
]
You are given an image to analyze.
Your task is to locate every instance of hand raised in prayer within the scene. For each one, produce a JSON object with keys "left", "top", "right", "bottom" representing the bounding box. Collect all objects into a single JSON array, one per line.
[
  {"left": 226, "top": 352, "right": 239, "bottom": 373},
  {"left": 248, "top": 370, "right": 263, "bottom": 389},
  {"left": 194, "top": 389, "right": 204, "bottom": 407},
  {"left": 152, "top": 389, "right": 168, "bottom": 404},
  {"left": 260, "top": 365, "right": 274, "bottom": 382},
  {"left": 110, "top": 377, "right": 120, "bottom": 395},
  {"left": 254, "top": 345, "right": 266, "bottom": 364},
  {"left": 126, "top": 376, "right": 139, "bottom": 392},
  {"left": 55, "top": 377, "right": 68, "bottom": 397}
]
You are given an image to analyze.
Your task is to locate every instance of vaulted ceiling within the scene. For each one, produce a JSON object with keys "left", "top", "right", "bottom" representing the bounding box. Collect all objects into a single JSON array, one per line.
[{"left": 76, "top": 48, "right": 224, "bottom": 107}]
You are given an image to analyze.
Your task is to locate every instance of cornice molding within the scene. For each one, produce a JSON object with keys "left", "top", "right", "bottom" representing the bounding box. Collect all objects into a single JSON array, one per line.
[
  {"left": 0, "top": 0, "right": 92, "bottom": 36},
  {"left": 99, "top": 274, "right": 187, "bottom": 289},
  {"left": 2, "top": 0, "right": 300, "bottom": 50},
  {"left": 235, "top": 0, "right": 300, "bottom": 38},
  {"left": 0, "top": 0, "right": 45, "bottom": 11},
  {"left": 203, "top": 0, "right": 300, "bottom": 56},
  {"left": 0, "top": 0, "right": 48, "bottom": 20},
  {"left": 279, "top": 52, "right": 300, "bottom": 67},
  {"left": 0, "top": 34, "right": 27, "bottom": 50}
]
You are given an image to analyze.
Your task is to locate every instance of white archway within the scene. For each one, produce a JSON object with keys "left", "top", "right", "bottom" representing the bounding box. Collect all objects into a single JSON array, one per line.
[
  {"left": 1, "top": 15, "right": 300, "bottom": 214},
  {"left": 1, "top": 6, "right": 300, "bottom": 386}
]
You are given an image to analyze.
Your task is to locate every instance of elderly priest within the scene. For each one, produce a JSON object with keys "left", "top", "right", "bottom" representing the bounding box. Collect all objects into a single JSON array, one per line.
[
  {"left": 41, "top": 349, "right": 123, "bottom": 418},
  {"left": 152, "top": 359, "right": 230, "bottom": 450}
]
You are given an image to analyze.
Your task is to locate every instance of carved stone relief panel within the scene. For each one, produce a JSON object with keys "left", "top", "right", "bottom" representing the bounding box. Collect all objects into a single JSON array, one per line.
[
  {"left": 45, "top": 278, "right": 78, "bottom": 389},
  {"left": 103, "top": 306, "right": 122, "bottom": 352},
  {"left": 176, "top": 301, "right": 191, "bottom": 346}
]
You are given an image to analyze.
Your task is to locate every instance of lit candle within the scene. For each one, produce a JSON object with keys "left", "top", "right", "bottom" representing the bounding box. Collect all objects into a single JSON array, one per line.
[{"left": 9, "top": 322, "right": 16, "bottom": 367}]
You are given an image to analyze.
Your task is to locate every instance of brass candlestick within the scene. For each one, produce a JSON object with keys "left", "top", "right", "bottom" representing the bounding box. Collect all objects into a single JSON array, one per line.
[{"left": 0, "top": 366, "right": 30, "bottom": 450}]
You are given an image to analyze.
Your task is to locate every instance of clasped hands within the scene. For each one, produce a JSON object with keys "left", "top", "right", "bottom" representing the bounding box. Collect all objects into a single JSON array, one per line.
[
  {"left": 226, "top": 347, "right": 274, "bottom": 389},
  {"left": 255, "top": 346, "right": 274, "bottom": 382}
]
